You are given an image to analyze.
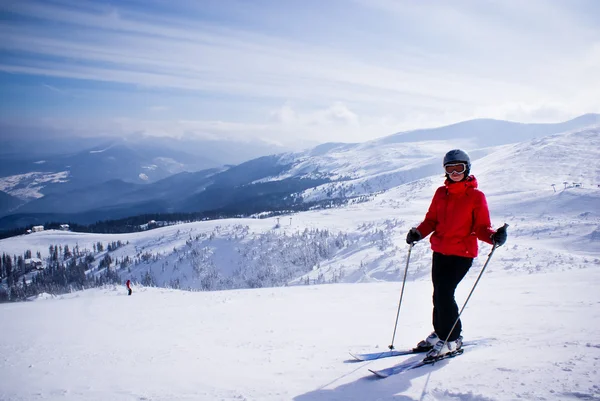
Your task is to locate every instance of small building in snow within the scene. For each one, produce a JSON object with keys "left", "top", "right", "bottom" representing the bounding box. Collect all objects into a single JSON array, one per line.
[
  {"left": 25, "top": 258, "right": 44, "bottom": 270},
  {"left": 32, "top": 225, "right": 44, "bottom": 232},
  {"left": 60, "top": 224, "right": 70, "bottom": 231}
]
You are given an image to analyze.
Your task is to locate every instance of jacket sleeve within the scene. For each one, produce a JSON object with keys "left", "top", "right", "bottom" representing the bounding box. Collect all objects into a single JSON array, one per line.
[
  {"left": 416, "top": 188, "right": 441, "bottom": 238},
  {"left": 473, "top": 191, "right": 495, "bottom": 244}
]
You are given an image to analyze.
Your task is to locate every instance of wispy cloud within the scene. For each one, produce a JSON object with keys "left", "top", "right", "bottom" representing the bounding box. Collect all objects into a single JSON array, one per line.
[
  {"left": 42, "top": 83, "right": 65, "bottom": 94},
  {"left": 0, "top": 0, "right": 598, "bottom": 144}
]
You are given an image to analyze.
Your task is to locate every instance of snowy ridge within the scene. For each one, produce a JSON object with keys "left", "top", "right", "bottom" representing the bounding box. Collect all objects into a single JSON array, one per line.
[
  {"left": 475, "top": 126, "right": 600, "bottom": 195},
  {"left": 255, "top": 118, "right": 600, "bottom": 204},
  {"left": 2, "top": 117, "right": 597, "bottom": 225},
  {"left": 1, "top": 126, "right": 599, "bottom": 400},
  {"left": 0, "top": 171, "right": 70, "bottom": 200},
  {"left": 1, "top": 127, "right": 598, "bottom": 289},
  {"left": 263, "top": 139, "right": 481, "bottom": 202}
]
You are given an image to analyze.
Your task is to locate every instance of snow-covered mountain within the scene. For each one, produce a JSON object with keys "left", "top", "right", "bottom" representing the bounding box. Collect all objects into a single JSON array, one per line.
[
  {"left": 1, "top": 123, "right": 599, "bottom": 400},
  {"left": 378, "top": 112, "right": 600, "bottom": 147},
  {"left": 0, "top": 135, "right": 296, "bottom": 209},
  {"left": 0, "top": 140, "right": 214, "bottom": 200},
  {"left": 275, "top": 115, "right": 600, "bottom": 203},
  {"left": 2, "top": 115, "right": 598, "bottom": 229},
  {"left": 2, "top": 125, "right": 598, "bottom": 289}
]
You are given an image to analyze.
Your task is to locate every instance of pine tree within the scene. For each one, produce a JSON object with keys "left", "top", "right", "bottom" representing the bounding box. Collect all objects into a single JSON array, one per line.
[
  {"left": 17, "top": 255, "right": 24, "bottom": 277},
  {"left": 6, "top": 255, "right": 13, "bottom": 287},
  {"left": 64, "top": 245, "right": 71, "bottom": 259}
]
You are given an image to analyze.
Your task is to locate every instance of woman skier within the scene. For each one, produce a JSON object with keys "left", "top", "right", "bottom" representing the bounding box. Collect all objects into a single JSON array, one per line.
[{"left": 406, "top": 149, "right": 507, "bottom": 359}]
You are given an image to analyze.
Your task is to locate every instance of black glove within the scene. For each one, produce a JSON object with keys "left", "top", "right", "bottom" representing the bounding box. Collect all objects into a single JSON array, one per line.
[
  {"left": 491, "top": 225, "right": 508, "bottom": 247},
  {"left": 406, "top": 227, "right": 422, "bottom": 244}
]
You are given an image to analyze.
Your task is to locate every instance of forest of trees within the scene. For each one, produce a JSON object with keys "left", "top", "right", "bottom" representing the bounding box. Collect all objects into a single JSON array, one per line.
[
  {"left": 129, "top": 220, "right": 400, "bottom": 293},
  {"left": 0, "top": 213, "right": 404, "bottom": 302},
  {"left": 0, "top": 241, "right": 125, "bottom": 302}
]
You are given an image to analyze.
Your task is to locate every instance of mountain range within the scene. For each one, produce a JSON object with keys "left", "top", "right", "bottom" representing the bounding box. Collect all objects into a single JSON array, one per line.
[
  {"left": 1, "top": 118, "right": 598, "bottom": 292},
  {"left": 0, "top": 113, "right": 598, "bottom": 231}
]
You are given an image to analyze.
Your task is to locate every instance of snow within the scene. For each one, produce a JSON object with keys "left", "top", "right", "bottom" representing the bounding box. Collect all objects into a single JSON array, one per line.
[
  {"left": 1, "top": 269, "right": 598, "bottom": 401},
  {"left": 0, "top": 171, "right": 70, "bottom": 200},
  {"left": 26, "top": 292, "right": 55, "bottom": 301},
  {"left": 1, "top": 126, "right": 600, "bottom": 400}
]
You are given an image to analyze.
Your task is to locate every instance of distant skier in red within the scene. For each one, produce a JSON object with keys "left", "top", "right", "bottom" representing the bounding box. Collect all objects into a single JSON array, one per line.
[{"left": 126, "top": 279, "right": 132, "bottom": 296}]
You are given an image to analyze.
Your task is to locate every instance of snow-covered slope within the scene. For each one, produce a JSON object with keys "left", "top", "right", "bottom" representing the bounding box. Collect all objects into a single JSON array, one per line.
[
  {"left": 1, "top": 126, "right": 599, "bottom": 290},
  {"left": 378, "top": 113, "right": 600, "bottom": 147},
  {"left": 276, "top": 139, "right": 461, "bottom": 202},
  {"left": 269, "top": 117, "right": 600, "bottom": 202},
  {"left": 0, "top": 171, "right": 70, "bottom": 201},
  {"left": 3, "top": 117, "right": 597, "bottom": 229},
  {"left": 475, "top": 126, "right": 600, "bottom": 195},
  {"left": 1, "top": 125, "right": 600, "bottom": 400},
  {"left": 1, "top": 267, "right": 598, "bottom": 400}
]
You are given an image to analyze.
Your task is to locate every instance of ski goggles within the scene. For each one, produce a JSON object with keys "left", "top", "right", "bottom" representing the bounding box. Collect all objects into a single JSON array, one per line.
[{"left": 444, "top": 163, "right": 467, "bottom": 174}]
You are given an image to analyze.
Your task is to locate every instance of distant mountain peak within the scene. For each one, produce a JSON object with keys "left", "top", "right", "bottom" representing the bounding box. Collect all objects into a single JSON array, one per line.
[{"left": 373, "top": 113, "right": 600, "bottom": 148}]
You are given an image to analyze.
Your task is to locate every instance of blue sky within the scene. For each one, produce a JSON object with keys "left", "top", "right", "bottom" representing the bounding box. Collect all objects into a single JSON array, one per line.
[{"left": 1, "top": 0, "right": 599, "bottom": 146}]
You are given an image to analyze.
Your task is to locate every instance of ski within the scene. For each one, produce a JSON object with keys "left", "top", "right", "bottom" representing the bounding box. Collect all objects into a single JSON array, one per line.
[
  {"left": 351, "top": 339, "right": 477, "bottom": 362},
  {"left": 369, "top": 348, "right": 465, "bottom": 378},
  {"left": 349, "top": 346, "right": 430, "bottom": 361}
]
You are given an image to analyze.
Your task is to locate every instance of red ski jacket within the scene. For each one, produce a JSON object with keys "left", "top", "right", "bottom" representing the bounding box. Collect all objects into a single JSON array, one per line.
[{"left": 416, "top": 176, "right": 495, "bottom": 258}]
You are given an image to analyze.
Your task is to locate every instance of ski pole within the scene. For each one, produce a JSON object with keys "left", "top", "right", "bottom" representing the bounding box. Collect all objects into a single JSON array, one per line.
[
  {"left": 438, "top": 223, "right": 509, "bottom": 356},
  {"left": 388, "top": 242, "right": 414, "bottom": 350}
]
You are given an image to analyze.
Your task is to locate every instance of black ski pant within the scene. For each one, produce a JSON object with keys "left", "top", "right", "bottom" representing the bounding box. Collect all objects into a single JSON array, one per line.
[{"left": 431, "top": 252, "right": 473, "bottom": 342}]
